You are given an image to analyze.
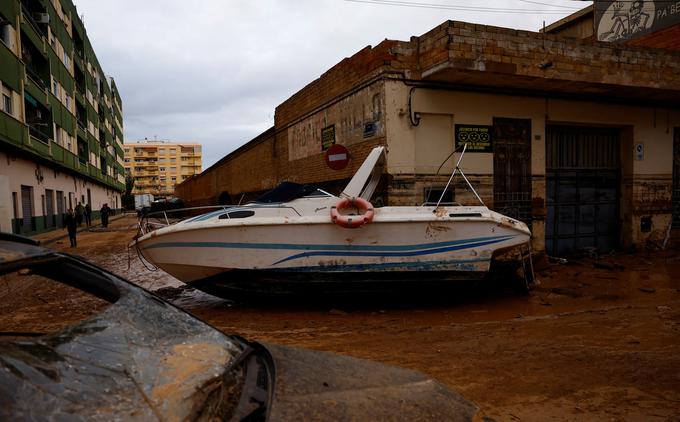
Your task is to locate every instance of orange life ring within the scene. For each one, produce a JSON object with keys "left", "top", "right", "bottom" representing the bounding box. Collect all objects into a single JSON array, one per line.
[{"left": 330, "top": 197, "right": 374, "bottom": 229}]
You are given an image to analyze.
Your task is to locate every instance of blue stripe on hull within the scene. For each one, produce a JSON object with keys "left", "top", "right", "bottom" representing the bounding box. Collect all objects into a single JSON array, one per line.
[
  {"left": 271, "top": 237, "right": 511, "bottom": 265},
  {"left": 144, "top": 235, "right": 515, "bottom": 253}
]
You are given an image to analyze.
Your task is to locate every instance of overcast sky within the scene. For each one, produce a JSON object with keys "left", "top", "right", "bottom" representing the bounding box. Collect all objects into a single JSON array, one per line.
[{"left": 72, "top": 0, "right": 586, "bottom": 168}]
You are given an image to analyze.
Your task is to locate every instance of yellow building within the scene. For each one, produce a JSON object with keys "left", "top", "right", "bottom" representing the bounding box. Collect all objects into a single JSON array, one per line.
[{"left": 124, "top": 141, "right": 202, "bottom": 198}]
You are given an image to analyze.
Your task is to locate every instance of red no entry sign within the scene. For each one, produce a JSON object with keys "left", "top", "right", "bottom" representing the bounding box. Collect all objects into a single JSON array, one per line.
[{"left": 324, "top": 144, "right": 350, "bottom": 170}]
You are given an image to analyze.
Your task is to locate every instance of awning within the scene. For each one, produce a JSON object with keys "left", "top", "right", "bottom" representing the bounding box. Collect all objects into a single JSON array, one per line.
[{"left": 24, "top": 92, "right": 38, "bottom": 107}]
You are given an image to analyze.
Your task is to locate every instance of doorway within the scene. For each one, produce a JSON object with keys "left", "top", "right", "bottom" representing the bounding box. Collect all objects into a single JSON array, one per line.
[
  {"left": 546, "top": 126, "right": 620, "bottom": 255},
  {"left": 493, "top": 117, "right": 532, "bottom": 223}
]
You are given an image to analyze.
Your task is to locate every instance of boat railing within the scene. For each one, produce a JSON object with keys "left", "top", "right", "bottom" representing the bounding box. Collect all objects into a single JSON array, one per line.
[
  {"left": 137, "top": 205, "right": 231, "bottom": 235},
  {"left": 136, "top": 203, "right": 304, "bottom": 235},
  {"left": 423, "top": 143, "right": 486, "bottom": 210}
]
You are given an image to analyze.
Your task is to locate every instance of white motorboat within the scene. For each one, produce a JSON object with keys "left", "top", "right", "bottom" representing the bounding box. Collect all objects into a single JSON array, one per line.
[{"left": 131, "top": 146, "right": 532, "bottom": 296}]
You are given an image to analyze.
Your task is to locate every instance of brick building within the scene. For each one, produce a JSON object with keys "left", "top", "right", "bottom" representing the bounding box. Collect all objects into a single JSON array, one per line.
[
  {"left": 0, "top": 0, "right": 125, "bottom": 235},
  {"left": 175, "top": 11, "right": 680, "bottom": 256},
  {"left": 124, "top": 140, "right": 202, "bottom": 198}
]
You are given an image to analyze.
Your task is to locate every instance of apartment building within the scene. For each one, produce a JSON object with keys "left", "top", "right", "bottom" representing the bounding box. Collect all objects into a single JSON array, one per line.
[
  {"left": 0, "top": 0, "right": 125, "bottom": 235},
  {"left": 124, "top": 141, "right": 202, "bottom": 198}
]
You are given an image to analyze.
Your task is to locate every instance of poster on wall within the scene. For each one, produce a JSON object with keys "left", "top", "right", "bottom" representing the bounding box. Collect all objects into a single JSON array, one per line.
[
  {"left": 454, "top": 124, "right": 493, "bottom": 152},
  {"left": 321, "top": 125, "right": 336, "bottom": 150},
  {"left": 595, "top": 0, "right": 680, "bottom": 42}
]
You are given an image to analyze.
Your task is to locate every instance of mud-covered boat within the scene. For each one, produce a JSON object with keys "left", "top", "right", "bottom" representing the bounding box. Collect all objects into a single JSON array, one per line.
[{"left": 130, "top": 146, "right": 532, "bottom": 296}]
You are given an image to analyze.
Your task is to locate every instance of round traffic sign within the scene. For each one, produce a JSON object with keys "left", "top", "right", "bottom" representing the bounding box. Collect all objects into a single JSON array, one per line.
[{"left": 325, "top": 144, "right": 350, "bottom": 170}]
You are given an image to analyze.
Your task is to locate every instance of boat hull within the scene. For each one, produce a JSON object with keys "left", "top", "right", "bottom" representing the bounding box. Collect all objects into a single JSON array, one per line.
[
  {"left": 134, "top": 217, "right": 529, "bottom": 289},
  {"left": 187, "top": 268, "right": 490, "bottom": 298}
]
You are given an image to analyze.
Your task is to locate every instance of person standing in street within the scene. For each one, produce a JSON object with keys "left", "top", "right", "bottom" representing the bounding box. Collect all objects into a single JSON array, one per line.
[
  {"left": 64, "top": 209, "right": 78, "bottom": 247},
  {"left": 84, "top": 203, "right": 92, "bottom": 227},
  {"left": 75, "top": 202, "right": 84, "bottom": 226},
  {"left": 100, "top": 203, "right": 110, "bottom": 228}
]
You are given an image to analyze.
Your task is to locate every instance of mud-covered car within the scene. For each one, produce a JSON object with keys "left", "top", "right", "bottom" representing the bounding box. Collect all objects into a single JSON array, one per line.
[{"left": 0, "top": 234, "right": 482, "bottom": 421}]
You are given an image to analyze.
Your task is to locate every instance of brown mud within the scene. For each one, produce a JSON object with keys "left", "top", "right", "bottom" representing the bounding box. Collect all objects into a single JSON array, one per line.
[{"left": 7, "top": 215, "right": 680, "bottom": 421}]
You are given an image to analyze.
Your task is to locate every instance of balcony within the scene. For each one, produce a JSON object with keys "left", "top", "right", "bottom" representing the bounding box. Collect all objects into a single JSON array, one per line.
[{"left": 20, "top": 3, "right": 47, "bottom": 39}]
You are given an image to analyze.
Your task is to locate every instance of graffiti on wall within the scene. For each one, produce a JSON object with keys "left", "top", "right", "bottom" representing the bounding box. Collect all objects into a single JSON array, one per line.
[{"left": 596, "top": 0, "right": 680, "bottom": 42}]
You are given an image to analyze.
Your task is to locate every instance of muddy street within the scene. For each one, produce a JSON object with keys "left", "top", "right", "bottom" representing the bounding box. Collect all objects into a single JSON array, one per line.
[{"left": 19, "top": 215, "right": 680, "bottom": 420}]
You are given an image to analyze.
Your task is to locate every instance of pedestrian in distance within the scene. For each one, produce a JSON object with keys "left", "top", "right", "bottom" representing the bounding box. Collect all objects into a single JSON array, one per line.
[
  {"left": 100, "top": 203, "right": 110, "bottom": 228},
  {"left": 75, "top": 202, "right": 84, "bottom": 227},
  {"left": 84, "top": 203, "right": 92, "bottom": 227},
  {"left": 64, "top": 209, "right": 78, "bottom": 247}
]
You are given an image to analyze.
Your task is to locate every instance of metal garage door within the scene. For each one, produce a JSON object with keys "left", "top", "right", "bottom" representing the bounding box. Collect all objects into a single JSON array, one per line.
[
  {"left": 673, "top": 128, "right": 680, "bottom": 228},
  {"left": 45, "top": 189, "right": 55, "bottom": 227},
  {"left": 56, "top": 190, "right": 64, "bottom": 227},
  {"left": 21, "top": 185, "right": 34, "bottom": 232},
  {"left": 546, "top": 126, "right": 620, "bottom": 256}
]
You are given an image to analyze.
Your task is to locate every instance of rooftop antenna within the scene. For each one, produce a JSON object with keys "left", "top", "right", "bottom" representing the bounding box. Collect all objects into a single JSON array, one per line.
[{"left": 542, "top": 20, "right": 546, "bottom": 49}]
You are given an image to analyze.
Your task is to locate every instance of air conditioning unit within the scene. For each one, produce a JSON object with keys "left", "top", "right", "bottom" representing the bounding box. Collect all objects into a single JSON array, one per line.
[{"left": 33, "top": 13, "right": 50, "bottom": 24}]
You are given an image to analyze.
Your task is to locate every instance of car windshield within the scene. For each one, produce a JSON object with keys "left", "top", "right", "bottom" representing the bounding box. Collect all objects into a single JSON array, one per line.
[
  {"left": 0, "top": 266, "right": 113, "bottom": 338},
  {"left": 0, "top": 247, "right": 251, "bottom": 420}
]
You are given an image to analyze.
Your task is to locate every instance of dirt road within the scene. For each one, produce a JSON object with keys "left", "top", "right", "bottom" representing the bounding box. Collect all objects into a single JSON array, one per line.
[{"left": 20, "top": 216, "right": 680, "bottom": 420}]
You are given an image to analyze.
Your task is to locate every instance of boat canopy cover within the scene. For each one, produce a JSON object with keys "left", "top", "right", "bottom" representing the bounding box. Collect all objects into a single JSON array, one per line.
[{"left": 253, "top": 182, "right": 325, "bottom": 203}]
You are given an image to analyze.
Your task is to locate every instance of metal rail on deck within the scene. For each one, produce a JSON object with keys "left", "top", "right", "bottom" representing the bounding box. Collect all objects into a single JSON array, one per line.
[{"left": 137, "top": 204, "right": 304, "bottom": 235}]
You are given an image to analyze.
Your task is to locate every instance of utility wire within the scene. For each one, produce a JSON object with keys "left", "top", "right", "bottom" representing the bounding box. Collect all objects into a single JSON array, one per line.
[
  {"left": 344, "top": 0, "right": 581, "bottom": 14},
  {"left": 518, "top": 0, "right": 582, "bottom": 9}
]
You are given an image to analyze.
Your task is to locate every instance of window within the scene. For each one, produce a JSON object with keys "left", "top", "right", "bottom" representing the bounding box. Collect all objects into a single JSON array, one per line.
[
  {"left": 63, "top": 52, "right": 70, "bottom": 68},
  {"left": 55, "top": 126, "right": 63, "bottom": 146},
  {"left": 2, "top": 90, "right": 12, "bottom": 115},
  {"left": 219, "top": 210, "right": 255, "bottom": 219},
  {"left": 171, "top": 177, "right": 176, "bottom": 182},
  {"left": 52, "top": 80, "right": 60, "bottom": 97},
  {"left": 65, "top": 94, "right": 71, "bottom": 110},
  {"left": 159, "top": 167, "right": 166, "bottom": 172},
  {"left": 170, "top": 167, "right": 176, "bottom": 172}
]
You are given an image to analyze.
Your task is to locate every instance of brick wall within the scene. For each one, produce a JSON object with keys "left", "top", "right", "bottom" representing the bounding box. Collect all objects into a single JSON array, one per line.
[
  {"left": 274, "top": 40, "right": 411, "bottom": 129},
  {"left": 416, "top": 21, "right": 680, "bottom": 96}
]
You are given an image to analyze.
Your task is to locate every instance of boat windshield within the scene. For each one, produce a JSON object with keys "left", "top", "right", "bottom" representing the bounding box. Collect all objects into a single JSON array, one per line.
[{"left": 252, "top": 181, "right": 331, "bottom": 203}]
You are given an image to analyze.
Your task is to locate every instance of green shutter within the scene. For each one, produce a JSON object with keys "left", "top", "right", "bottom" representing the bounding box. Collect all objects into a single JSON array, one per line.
[
  {"left": 0, "top": 42, "right": 22, "bottom": 92},
  {"left": 0, "top": 0, "right": 18, "bottom": 22}
]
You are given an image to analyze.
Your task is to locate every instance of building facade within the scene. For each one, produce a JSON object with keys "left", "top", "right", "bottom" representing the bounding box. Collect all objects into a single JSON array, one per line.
[
  {"left": 175, "top": 10, "right": 680, "bottom": 256},
  {"left": 0, "top": 0, "right": 125, "bottom": 234},
  {"left": 124, "top": 141, "right": 202, "bottom": 198}
]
